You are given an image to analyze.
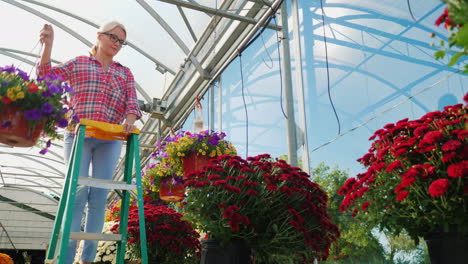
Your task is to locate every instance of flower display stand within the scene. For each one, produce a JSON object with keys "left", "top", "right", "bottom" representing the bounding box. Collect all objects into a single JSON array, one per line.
[
  {"left": 181, "top": 152, "right": 211, "bottom": 180},
  {"left": 424, "top": 230, "right": 468, "bottom": 264},
  {"left": 200, "top": 239, "right": 251, "bottom": 264},
  {"left": 0, "top": 105, "right": 43, "bottom": 147},
  {"left": 159, "top": 177, "right": 185, "bottom": 201}
]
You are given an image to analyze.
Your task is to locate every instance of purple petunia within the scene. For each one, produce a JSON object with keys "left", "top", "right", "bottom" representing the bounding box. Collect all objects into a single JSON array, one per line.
[
  {"left": 1, "top": 65, "right": 16, "bottom": 74},
  {"left": 41, "top": 102, "right": 54, "bottom": 114},
  {"left": 57, "top": 118, "right": 69, "bottom": 128},
  {"left": 47, "top": 83, "right": 61, "bottom": 94},
  {"left": 24, "top": 109, "right": 42, "bottom": 120},
  {"left": 16, "top": 69, "right": 30, "bottom": 81},
  {"left": 41, "top": 90, "right": 52, "bottom": 97},
  {"left": 0, "top": 121, "right": 12, "bottom": 128},
  {"left": 39, "top": 148, "right": 48, "bottom": 155},
  {"left": 208, "top": 138, "right": 219, "bottom": 146},
  {"left": 172, "top": 175, "right": 184, "bottom": 185},
  {"left": 63, "top": 83, "right": 74, "bottom": 93}
]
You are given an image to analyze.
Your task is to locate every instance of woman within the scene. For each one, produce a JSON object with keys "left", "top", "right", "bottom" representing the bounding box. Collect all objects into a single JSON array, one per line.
[{"left": 38, "top": 21, "right": 142, "bottom": 264}]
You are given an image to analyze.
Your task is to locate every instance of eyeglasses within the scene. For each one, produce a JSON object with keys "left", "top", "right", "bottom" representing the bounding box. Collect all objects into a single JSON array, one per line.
[{"left": 101, "top": 32, "right": 127, "bottom": 46}]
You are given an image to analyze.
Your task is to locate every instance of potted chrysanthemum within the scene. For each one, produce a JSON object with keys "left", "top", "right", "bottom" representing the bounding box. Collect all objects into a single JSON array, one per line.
[
  {"left": 182, "top": 154, "right": 340, "bottom": 263},
  {"left": 110, "top": 204, "right": 201, "bottom": 264},
  {"left": 0, "top": 65, "right": 72, "bottom": 153},
  {"left": 338, "top": 96, "right": 467, "bottom": 263}
]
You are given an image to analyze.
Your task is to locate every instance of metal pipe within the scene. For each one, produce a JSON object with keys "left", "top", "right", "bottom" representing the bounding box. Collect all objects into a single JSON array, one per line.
[
  {"left": 279, "top": 1, "right": 298, "bottom": 166},
  {"left": 291, "top": 0, "right": 310, "bottom": 172}
]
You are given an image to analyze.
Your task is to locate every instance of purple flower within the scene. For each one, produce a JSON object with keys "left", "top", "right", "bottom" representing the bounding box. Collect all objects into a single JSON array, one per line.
[
  {"left": 63, "top": 84, "right": 74, "bottom": 93},
  {"left": 208, "top": 138, "right": 219, "bottom": 146},
  {"left": 1, "top": 65, "right": 16, "bottom": 74},
  {"left": 48, "top": 83, "right": 62, "bottom": 94},
  {"left": 57, "top": 118, "right": 68, "bottom": 128},
  {"left": 41, "top": 102, "right": 54, "bottom": 114},
  {"left": 46, "top": 139, "right": 52, "bottom": 148},
  {"left": 72, "top": 115, "right": 80, "bottom": 123},
  {"left": 39, "top": 148, "right": 48, "bottom": 155},
  {"left": 41, "top": 90, "right": 52, "bottom": 97},
  {"left": 172, "top": 176, "right": 184, "bottom": 185},
  {"left": 60, "top": 107, "right": 69, "bottom": 114},
  {"left": 16, "top": 69, "right": 30, "bottom": 81},
  {"left": 0, "top": 120, "right": 11, "bottom": 128},
  {"left": 0, "top": 121, "right": 12, "bottom": 128},
  {"left": 2, "top": 80, "right": 9, "bottom": 86},
  {"left": 24, "top": 109, "right": 42, "bottom": 120}
]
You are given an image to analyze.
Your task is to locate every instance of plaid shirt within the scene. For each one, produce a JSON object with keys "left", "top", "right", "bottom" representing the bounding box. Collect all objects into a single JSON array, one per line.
[{"left": 37, "top": 56, "right": 142, "bottom": 126}]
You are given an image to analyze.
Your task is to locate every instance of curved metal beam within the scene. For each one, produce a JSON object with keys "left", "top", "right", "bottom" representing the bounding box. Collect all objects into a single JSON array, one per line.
[
  {"left": 0, "top": 152, "right": 63, "bottom": 175},
  {"left": 0, "top": 165, "right": 64, "bottom": 177},
  {"left": 20, "top": 0, "right": 176, "bottom": 76},
  {"left": 1, "top": 0, "right": 153, "bottom": 102},
  {"left": 0, "top": 48, "right": 62, "bottom": 64}
]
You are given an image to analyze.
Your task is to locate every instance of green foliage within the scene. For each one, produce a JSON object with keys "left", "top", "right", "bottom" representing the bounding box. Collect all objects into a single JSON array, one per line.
[
  {"left": 433, "top": 1, "right": 468, "bottom": 72},
  {"left": 311, "top": 163, "right": 386, "bottom": 263}
]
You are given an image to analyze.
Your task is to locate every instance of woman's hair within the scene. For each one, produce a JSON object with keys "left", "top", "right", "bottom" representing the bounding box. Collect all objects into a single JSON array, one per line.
[{"left": 90, "top": 20, "right": 127, "bottom": 56}]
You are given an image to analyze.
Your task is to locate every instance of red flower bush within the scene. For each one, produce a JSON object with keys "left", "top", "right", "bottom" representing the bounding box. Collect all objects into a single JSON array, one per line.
[
  {"left": 338, "top": 99, "right": 467, "bottom": 238},
  {"left": 110, "top": 204, "right": 201, "bottom": 264},
  {"left": 182, "top": 154, "right": 340, "bottom": 263}
]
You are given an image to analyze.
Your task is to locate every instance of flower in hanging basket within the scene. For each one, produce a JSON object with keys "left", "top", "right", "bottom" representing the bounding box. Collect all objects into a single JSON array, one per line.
[
  {"left": 182, "top": 154, "right": 340, "bottom": 263},
  {"left": 338, "top": 99, "right": 468, "bottom": 239},
  {"left": 143, "top": 162, "right": 185, "bottom": 201},
  {"left": 0, "top": 65, "right": 72, "bottom": 152},
  {"left": 110, "top": 204, "right": 201, "bottom": 264},
  {"left": 151, "top": 130, "right": 237, "bottom": 177}
]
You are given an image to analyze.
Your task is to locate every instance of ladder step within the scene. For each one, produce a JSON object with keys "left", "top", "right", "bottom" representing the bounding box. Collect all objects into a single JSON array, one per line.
[
  {"left": 78, "top": 177, "right": 136, "bottom": 190},
  {"left": 69, "top": 232, "right": 122, "bottom": 241}
]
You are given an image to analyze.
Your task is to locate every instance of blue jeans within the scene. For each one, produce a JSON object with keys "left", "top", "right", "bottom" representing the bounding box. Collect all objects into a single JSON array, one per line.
[{"left": 63, "top": 133, "right": 122, "bottom": 263}]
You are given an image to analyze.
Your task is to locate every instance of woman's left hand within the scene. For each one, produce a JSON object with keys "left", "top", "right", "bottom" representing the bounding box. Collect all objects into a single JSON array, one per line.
[{"left": 123, "top": 114, "right": 138, "bottom": 134}]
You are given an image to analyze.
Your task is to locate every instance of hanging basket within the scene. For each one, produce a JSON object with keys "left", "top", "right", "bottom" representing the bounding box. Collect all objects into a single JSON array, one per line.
[
  {"left": 159, "top": 177, "right": 185, "bottom": 201},
  {"left": 181, "top": 152, "right": 211, "bottom": 180},
  {"left": 0, "top": 104, "right": 44, "bottom": 147}
]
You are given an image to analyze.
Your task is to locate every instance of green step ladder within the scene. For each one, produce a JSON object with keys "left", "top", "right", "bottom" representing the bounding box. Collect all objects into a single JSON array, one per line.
[{"left": 45, "top": 119, "right": 148, "bottom": 264}]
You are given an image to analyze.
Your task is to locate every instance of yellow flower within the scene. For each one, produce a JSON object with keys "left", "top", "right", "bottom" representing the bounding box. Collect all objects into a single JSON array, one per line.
[
  {"left": 7, "top": 90, "right": 16, "bottom": 101},
  {"left": 13, "top": 85, "right": 21, "bottom": 91},
  {"left": 16, "top": 91, "right": 25, "bottom": 99},
  {"left": 210, "top": 150, "right": 216, "bottom": 157}
]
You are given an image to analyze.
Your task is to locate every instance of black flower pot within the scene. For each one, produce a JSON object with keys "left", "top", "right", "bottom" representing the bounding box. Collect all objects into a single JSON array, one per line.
[
  {"left": 200, "top": 239, "right": 251, "bottom": 264},
  {"left": 424, "top": 231, "right": 468, "bottom": 264}
]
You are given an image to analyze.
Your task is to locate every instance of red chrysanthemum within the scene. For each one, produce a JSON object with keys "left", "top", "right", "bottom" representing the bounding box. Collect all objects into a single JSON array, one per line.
[
  {"left": 396, "top": 191, "right": 409, "bottom": 202},
  {"left": 428, "top": 179, "right": 450, "bottom": 197},
  {"left": 447, "top": 161, "right": 468, "bottom": 178}
]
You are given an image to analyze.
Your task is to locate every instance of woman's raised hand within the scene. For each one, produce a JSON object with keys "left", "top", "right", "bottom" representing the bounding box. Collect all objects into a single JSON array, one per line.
[{"left": 39, "top": 24, "right": 54, "bottom": 47}]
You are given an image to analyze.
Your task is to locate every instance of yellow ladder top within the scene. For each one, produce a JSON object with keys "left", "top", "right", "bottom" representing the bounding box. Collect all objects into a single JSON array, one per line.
[{"left": 79, "top": 119, "right": 139, "bottom": 141}]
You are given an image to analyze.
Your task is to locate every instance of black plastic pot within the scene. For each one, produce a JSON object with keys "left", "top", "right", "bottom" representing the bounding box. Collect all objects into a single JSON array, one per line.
[
  {"left": 200, "top": 239, "right": 251, "bottom": 264},
  {"left": 424, "top": 230, "right": 467, "bottom": 264}
]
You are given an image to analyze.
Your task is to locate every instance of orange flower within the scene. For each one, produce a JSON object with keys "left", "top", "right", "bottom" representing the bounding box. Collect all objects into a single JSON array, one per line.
[{"left": 0, "top": 253, "right": 14, "bottom": 264}]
